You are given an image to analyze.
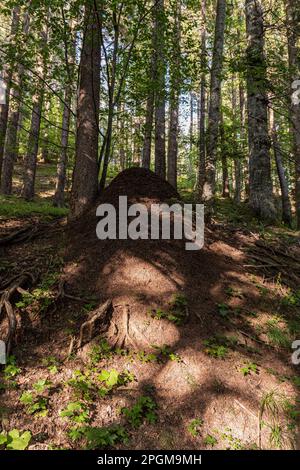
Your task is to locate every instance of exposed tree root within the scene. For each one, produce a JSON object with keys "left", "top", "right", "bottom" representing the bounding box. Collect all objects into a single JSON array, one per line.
[
  {"left": 0, "top": 272, "right": 36, "bottom": 356},
  {"left": 77, "top": 299, "right": 113, "bottom": 349}
]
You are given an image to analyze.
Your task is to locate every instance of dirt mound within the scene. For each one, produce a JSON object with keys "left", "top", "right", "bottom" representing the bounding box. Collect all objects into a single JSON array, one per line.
[{"left": 100, "top": 167, "right": 180, "bottom": 203}]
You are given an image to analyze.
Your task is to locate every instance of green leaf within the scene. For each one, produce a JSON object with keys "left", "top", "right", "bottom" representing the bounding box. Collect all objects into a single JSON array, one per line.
[{"left": 6, "top": 430, "right": 31, "bottom": 450}]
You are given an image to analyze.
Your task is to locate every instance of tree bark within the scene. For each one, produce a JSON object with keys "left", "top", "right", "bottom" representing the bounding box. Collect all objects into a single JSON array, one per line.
[
  {"left": 142, "top": 14, "right": 156, "bottom": 169},
  {"left": 154, "top": 0, "right": 166, "bottom": 179},
  {"left": 203, "top": 0, "right": 226, "bottom": 213},
  {"left": 70, "top": 2, "right": 101, "bottom": 219},
  {"left": 245, "top": 0, "right": 276, "bottom": 221},
  {"left": 167, "top": 0, "right": 181, "bottom": 188},
  {"left": 0, "top": 7, "right": 20, "bottom": 181},
  {"left": 53, "top": 87, "right": 72, "bottom": 207},
  {"left": 1, "top": 11, "right": 29, "bottom": 195},
  {"left": 286, "top": 0, "right": 300, "bottom": 228},
  {"left": 270, "top": 108, "right": 292, "bottom": 227},
  {"left": 220, "top": 111, "right": 229, "bottom": 197},
  {"left": 197, "top": 0, "right": 207, "bottom": 200}
]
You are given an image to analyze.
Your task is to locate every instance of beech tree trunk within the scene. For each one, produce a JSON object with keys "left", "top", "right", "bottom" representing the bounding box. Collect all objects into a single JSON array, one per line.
[
  {"left": 70, "top": 2, "right": 101, "bottom": 219},
  {"left": 245, "top": 0, "right": 276, "bottom": 221},
  {"left": 167, "top": 0, "right": 181, "bottom": 188},
  {"left": 154, "top": 0, "right": 166, "bottom": 179},
  {"left": 1, "top": 11, "right": 29, "bottom": 195},
  {"left": 203, "top": 0, "right": 226, "bottom": 212},
  {"left": 286, "top": 0, "right": 300, "bottom": 228}
]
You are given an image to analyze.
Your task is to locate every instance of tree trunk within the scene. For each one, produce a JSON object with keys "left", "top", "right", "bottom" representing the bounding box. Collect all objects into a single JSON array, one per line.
[
  {"left": 1, "top": 11, "right": 29, "bottom": 195},
  {"left": 245, "top": 0, "right": 276, "bottom": 221},
  {"left": 142, "top": 16, "right": 156, "bottom": 169},
  {"left": 286, "top": 0, "right": 300, "bottom": 228},
  {"left": 167, "top": 0, "right": 181, "bottom": 188},
  {"left": 154, "top": 0, "right": 166, "bottom": 179},
  {"left": 70, "top": 2, "right": 101, "bottom": 219},
  {"left": 197, "top": 0, "right": 207, "bottom": 200},
  {"left": 53, "top": 87, "right": 72, "bottom": 207},
  {"left": 270, "top": 108, "right": 292, "bottom": 227},
  {"left": 220, "top": 112, "right": 229, "bottom": 197},
  {"left": 21, "top": 88, "right": 44, "bottom": 200},
  {"left": 203, "top": 0, "right": 226, "bottom": 212},
  {"left": 0, "top": 7, "right": 20, "bottom": 181}
]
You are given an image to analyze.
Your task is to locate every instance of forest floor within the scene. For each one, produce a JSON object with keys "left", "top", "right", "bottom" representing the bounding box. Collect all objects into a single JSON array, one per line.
[{"left": 0, "top": 164, "right": 300, "bottom": 450}]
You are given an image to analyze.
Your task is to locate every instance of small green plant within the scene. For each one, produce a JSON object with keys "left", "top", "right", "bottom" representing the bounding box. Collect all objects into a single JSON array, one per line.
[
  {"left": 281, "top": 290, "right": 300, "bottom": 308},
  {"left": 240, "top": 362, "right": 259, "bottom": 376},
  {"left": 4, "top": 356, "right": 20, "bottom": 380},
  {"left": 97, "top": 368, "right": 135, "bottom": 397},
  {"left": 225, "top": 287, "right": 244, "bottom": 299},
  {"left": 136, "top": 351, "right": 157, "bottom": 363},
  {"left": 266, "top": 320, "right": 290, "bottom": 349},
  {"left": 33, "top": 379, "right": 52, "bottom": 393},
  {"left": 204, "top": 434, "right": 218, "bottom": 447},
  {"left": 42, "top": 356, "right": 60, "bottom": 375},
  {"left": 150, "top": 293, "right": 188, "bottom": 326},
  {"left": 0, "top": 429, "right": 32, "bottom": 450},
  {"left": 220, "top": 428, "right": 244, "bottom": 450},
  {"left": 68, "top": 425, "right": 128, "bottom": 449},
  {"left": 20, "top": 391, "right": 48, "bottom": 417},
  {"left": 217, "top": 303, "right": 240, "bottom": 319},
  {"left": 89, "top": 339, "right": 113, "bottom": 364},
  {"left": 152, "top": 344, "right": 182, "bottom": 363},
  {"left": 60, "top": 401, "right": 89, "bottom": 424},
  {"left": 121, "top": 396, "right": 157, "bottom": 428},
  {"left": 68, "top": 370, "right": 94, "bottom": 401},
  {"left": 187, "top": 418, "right": 203, "bottom": 437},
  {"left": 203, "top": 338, "right": 228, "bottom": 359}
]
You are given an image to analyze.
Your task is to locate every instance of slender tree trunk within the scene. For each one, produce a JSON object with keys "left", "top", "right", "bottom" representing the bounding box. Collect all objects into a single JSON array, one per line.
[
  {"left": 70, "top": 2, "right": 101, "bottom": 219},
  {"left": 99, "top": 10, "right": 119, "bottom": 192},
  {"left": 232, "top": 79, "right": 241, "bottom": 203},
  {"left": 167, "top": 0, "right": 181, "bottom": 188},
  {"left": 1, "top": 11, "right": 30, "bottom": 195},
  {"left": 220, "top": 112, "right": 229, "bottom": 197},
  {"left": 203, "top": 0, "right": 226, "bottom": 212},
  {"left": 53, "top": 87, "right": 72, "bottom": 207},
  {"left": 239, "top": 80, "right": 248, "bottom": 199},
  {"left": 286, "top": 0, "right": 300, "bottom": 228},
  {"left": 197, "top": 0, "right": 207, "bottom": 200},
  {"left": 0, "top": 7, "right": 20, "bottom": 181},
  {"left": 269, "top": 108, "right": 292, "bottom": 227},
  {"left": 189, "top": 92, "right": 194, "bottom": 153},
  {"left": 142, "top": 17, "right": 156, "bottom": 169},
  {"left": 154, "top": 0, "right": 166, "bottom": 179},
  {"left": 22, "top": 19, "right": 49, "bottom": 201},
  {"left": 245, "top": 0, "right": 276, "bottom": 221},
  {"left": 21, "top": 88, "right": 44, "bottom": 200}
]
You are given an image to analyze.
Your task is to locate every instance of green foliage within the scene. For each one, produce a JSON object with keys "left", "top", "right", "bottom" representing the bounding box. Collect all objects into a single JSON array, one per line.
[
  {"left": 121, "top": 396, "right": 157, "bottom": 428},
  {"left": 60, "top": 402, "right": 89, "bottom": 424},
  {"left": 150, "top": 293, "right": 188, "bottom": 326},
  {"left": 217, "top": 303, "right": 240, "bottom": 319},
  {"left": 266, "top": 320, "right": 291, "bottom": 349},
  {"left": 89, "top": 339, "right": 113, "bottom": 365},
  {"left": 97, "top": 369, "right": 135, "bottom": 397},
  {"left": 151, "top": 344, "right": 182, "bottom": 363},
  {"left": 281, "top": 290, "right": 300, "bottom": 308},
  {"left": 69, "top": 425, "right": 128, "bottom": 449},
  {"left": 204, "top": 434, "right": 218, "bottom": 447},
  {"left": 33, "top": 379, "right": 52, "bottom": 393},
  {"left": 68, "top": 370, "right": 94, "bottom": 401},
  {"left": 0, "top": 195, "right": 68, "bottom": 219},
  {"left": 187, "top": 418, "right": 203, "bottom": 437},
  {"left": 240, "top": 363, "right": 259, "bottom": 376},
  {"left": 203, "top": 338, "right": 229, "bottom": 359},
  {"left": 42, "top": 356, "right": 60, "bottom": 375},
  {"left": 3, "top": 356, "right": 20, "bottom": 381},
  {"left": 0, "top": 429, "right": 32, "bottom": 450},
  {"left": 19, "top": 391, "right": 48, "bottom": 417}
]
